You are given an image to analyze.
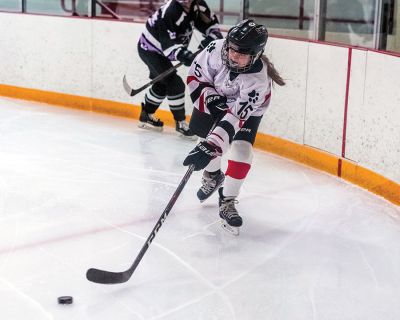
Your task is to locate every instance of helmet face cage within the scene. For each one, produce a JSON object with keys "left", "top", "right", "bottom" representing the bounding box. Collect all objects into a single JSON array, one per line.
[
  {"left": 222, "top": 41, "right": 262, "bottom": 73},
  {"left": 221, "top": 19, "right": 268, "bottom": 73}
]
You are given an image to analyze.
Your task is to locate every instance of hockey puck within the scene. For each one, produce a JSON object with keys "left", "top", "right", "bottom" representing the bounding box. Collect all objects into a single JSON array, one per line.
[{"left": 57, "top": 296, "right": 73, "bottom": 305}]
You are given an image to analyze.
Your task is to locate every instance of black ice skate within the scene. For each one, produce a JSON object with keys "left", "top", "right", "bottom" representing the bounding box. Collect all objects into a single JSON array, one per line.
[
  {"left": 219, "top": 188, "right": 242, "bottom": 236},
  {"left": 138, "top": 107, "right": 163, "bottom": 132},
  {"left": 197, "top": 170, "right": 225, "bottom": 202},
  {"left": 175, "top": 120, "right": 196, "bottom": 140}
]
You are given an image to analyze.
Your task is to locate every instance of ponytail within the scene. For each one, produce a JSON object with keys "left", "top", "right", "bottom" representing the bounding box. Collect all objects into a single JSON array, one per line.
[{"left": 261, "top": 55, "right": 285, "bottom": 86}]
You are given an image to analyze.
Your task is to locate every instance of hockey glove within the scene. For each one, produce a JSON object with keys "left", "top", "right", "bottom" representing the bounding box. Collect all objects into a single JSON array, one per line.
[
  {"left": 183, "top": 141, "right": 222, "bottom": 171},
  {"left": 198, "top": 30, "right": 223, "bottom": 50},
  {"left": 177, "top": 48, "right": 196, "bottom": 67},
  {"left": 208, "top": 29, "right": 223, "bottom": 40},
  {"left": 198, "top": 36, "right": 215, "bottom": 50},
  {"left": 205, "top": 94, "right": 228, "bottom": 120}
]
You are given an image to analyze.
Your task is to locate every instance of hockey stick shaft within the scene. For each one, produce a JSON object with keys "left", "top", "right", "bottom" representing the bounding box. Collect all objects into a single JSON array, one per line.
[
  {"left": 123, "top": 62, "right": 184, "bottom": 97},
  {"left": 123, "top": 49, "right": 202, "bottom": 97},
  {"left": 86, "top": 164, "right": 195, "bottom": 284}
]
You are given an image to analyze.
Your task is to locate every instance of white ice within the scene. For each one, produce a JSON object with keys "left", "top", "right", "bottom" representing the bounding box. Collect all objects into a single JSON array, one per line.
[{"left": 0, "top": 97, "right": 399, "bottom": 320}]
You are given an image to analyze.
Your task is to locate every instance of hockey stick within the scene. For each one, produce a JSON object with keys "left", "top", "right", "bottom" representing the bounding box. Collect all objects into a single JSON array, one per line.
[
  {"left": 86, "top": 164, "right": 195, "bottom": 284},
  {"left": 123, "top": 64, "right": 183, "bottom": 97},
  {"left": 123, "top": 49, "right": 202, "bottom": 97}
]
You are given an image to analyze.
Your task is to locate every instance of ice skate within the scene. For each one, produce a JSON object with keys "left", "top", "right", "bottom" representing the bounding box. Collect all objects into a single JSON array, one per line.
[
  {"left": 219, "top": 188, "right": 242, "bottom": 236},
  {"left": 176, "top": 120, "right": 197, "bottom": 140},
  {"left": 138, "top": 106, "right": 163, "bottom": 132},
  {"left": 197, "top": 170, "right": 225, "bottom": 202}
]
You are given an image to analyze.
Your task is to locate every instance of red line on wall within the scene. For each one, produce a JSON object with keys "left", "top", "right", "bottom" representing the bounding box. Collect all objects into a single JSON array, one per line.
[{"left": 338, "top": 48, "right": 353, "bottom": 177}]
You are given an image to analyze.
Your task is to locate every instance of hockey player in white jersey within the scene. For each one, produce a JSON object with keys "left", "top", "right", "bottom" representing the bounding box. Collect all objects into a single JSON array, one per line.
[
  {"left": 137, "top": 0, "right": 222, "bottom": 139},
  {"left": 183, "top": 19, "right": 285, "bottom": 234}
]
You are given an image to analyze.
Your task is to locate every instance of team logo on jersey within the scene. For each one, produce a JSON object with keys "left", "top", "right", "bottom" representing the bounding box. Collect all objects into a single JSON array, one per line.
[
  {"left": 148, "top": 11, "right": 158, "bottom": 27},
  {"left": 178, "top": 28, "right": 193, "bottom": 45},
  {"left": 206, "top": 42, "right": 216, "bottom": 53},
  {"left": 140, "top": 42, "right": 148, "bottom": 50},
  {"left": 236, "top": 90, "right": 259, "bottom": 119},
  {"left": 167, "top": 30, "right": 176, "bottom": 39},
  {"left": 248, "top": 90, "right": 259, "bottom": 103}
]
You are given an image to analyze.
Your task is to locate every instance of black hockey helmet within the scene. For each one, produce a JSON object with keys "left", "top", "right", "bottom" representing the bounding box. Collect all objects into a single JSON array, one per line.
[
  {"left": 176, "top": 0, "right": 195, "bottom": 11},
  {"left": 222, "top": 19, "right": 268, "bottom": 73}
]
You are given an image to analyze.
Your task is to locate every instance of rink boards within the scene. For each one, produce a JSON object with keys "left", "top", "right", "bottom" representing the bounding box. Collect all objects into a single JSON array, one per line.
[{"left": 0, "top": 12, "right": 399, "bottom": 205}]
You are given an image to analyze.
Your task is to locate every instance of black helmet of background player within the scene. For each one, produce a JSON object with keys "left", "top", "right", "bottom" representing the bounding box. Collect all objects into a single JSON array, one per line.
[
  {"left": 222, "top": 19, "right": 268, "bottom": 73},
  {"left": 177, "top": 0, "right": 194, "bottom": 12}
]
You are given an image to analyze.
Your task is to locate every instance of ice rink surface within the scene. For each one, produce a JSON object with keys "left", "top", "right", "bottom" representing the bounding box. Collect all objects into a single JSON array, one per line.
[{"left": 0, "top": 97, "right": 399, "bottom": 320}]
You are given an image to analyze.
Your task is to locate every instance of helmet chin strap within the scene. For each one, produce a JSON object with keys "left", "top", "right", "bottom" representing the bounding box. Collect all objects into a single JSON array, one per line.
[
  {"left": 228, "top": 59, "right": 251, "bottom": 73},
  {"left": 228, "top": 60, "right": 241, "bottom": 69}
]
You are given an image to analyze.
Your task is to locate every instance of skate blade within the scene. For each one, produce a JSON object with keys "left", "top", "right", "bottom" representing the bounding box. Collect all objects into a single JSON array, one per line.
[
  {"left": 138, "top": 122, "right": 163, "bottom": 132},
  {"left": 177, "top": 132, "right": 197, "bottom": 141},
  {"left": 220, "top": 220, "right": 240, "bottom": 236}
]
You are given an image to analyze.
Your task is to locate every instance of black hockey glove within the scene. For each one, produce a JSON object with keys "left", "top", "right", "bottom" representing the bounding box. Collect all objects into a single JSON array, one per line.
[
  {"left": 198, "top": 36, "right": 215, "bottom": 50},
  {"left": 208, "top": 29, "right": 223, "bottom": 40},
  {"left": 205, "top": 94, "right": 228, "bottom": 120},
  {"left": 177, "top": 48, "right": 196, "bottom": 67},
  {"left": 198, "top": 30, "right": 223, "bottom": 50},
  {"left": 183, "top": 141, "right": 222, "bottom": 171}
]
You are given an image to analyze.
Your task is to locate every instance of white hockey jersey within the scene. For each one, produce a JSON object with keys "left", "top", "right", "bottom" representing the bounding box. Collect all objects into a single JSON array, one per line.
[{"left": 187, "top": 39, "right": 272, "bottom": 152}]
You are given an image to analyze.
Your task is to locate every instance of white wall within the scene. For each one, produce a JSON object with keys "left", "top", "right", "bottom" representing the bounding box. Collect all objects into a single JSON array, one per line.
[
  {"left": 91, "top": 20, "right": 147, "bottom": 104},
  {"left": 346, "top": 50, "right": 400, "bottom": 181},
  {"left": 0, "top": 13, "right": 399, "bottom": 184},
  {"left": 304, "top": 43, "right": 349, "bottom": 157},
  {"left": 0, "top": 14, "right": 92, "bottom": 96},
  {"left": 261, "top": 37, "right": 308, "bottom": 144}
]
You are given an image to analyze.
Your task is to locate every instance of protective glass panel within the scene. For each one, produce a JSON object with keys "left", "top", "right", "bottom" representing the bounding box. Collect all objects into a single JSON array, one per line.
[
  {"left": 26, "top": 0, "right": 75, "bottom": 15},
  {"left": 382, "top": 0, "right": 399, "bottom": 53},
  {"left": 207, "top": 0, "right": 241, "bottom": 25},
  {"left": 325, "top": 0, "right": 375, "bottom": 48},
  {"left": 93, "top": 0, "right": 164, "bottom": 20},
  {"left": 248, "top": 0, "right": 315, "bottom": 39},
  {"left": 0, "top": 0, "right": 21, "bottom": 11}
]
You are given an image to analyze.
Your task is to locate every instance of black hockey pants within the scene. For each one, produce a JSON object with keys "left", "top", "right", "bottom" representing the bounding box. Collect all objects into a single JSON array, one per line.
[{"left": 138, "top": 44, "right": 186, "bottom": 121}]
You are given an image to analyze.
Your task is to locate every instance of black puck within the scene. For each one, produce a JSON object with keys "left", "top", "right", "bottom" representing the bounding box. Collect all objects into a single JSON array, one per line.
[{"left": 57, "top": 296, "right": 73, "bottom": 305}]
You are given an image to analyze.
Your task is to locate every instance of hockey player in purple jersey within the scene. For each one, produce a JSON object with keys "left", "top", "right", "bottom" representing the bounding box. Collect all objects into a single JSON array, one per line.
[
  {"left": 137, "top": 0, "right": 222, "bottom": 139},
  {"left": 183, "top": 19, "right": 285, "bottom": 234}
]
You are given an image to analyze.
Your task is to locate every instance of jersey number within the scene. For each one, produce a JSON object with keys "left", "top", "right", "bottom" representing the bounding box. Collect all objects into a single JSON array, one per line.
[
  {"left": 194, "top": 62, "right": 202, "bottom": 78},
  {"left": 238, "top": 101, "right": 253, "bottom": 119}
]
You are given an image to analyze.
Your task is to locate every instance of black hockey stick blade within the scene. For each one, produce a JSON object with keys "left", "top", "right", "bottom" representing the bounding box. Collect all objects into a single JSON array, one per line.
[
  {"left": 86, "top": 267, "right": 132, "bottom": 284},
  {"left": 122, "top": 74, "right": 139, "bottom": 97},
  {"left": 123, "top": 49, "right": 202, "bottom": 97},
  {"left": 86, "top": 165, "right": 195, "bottom": 284},
  {"left": 122, "top": 63, "right": 183, "bottom": 97}
]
